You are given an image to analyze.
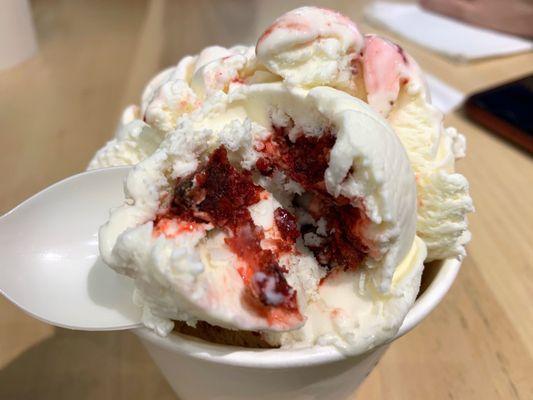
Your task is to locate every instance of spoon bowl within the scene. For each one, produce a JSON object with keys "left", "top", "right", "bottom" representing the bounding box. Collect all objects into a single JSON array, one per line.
[{"left": 0, "top": 167, "right": 142, "bottom": 330}]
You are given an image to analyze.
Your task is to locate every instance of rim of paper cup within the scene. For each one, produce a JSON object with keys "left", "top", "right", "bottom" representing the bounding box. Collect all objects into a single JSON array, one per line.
[{"left": 134, "top": 257, "right": 461, "bottom": 368}]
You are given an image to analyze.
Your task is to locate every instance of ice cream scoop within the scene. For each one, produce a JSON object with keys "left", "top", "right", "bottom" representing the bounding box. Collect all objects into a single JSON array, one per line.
[
  {"left": 256, "top": 7, "right": 473, "bottom": 261},
  {"left": 0, "top": 167, "right": 142, "bottom": 330},
  {"left": 99, "top": 81, "right": 423, "bottom": 352}
]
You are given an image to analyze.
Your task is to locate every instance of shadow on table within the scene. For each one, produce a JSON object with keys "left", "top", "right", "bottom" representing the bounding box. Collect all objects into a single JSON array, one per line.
[{"left": 0, "top": 329, "right": 177, "bottom": 400}]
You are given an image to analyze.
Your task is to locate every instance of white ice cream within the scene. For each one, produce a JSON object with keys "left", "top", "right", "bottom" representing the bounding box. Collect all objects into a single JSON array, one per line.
[
  {"left": 87, "top": 113, "right": 163, "bottom": 170},
  {"left": 92, "top": 6, "right": 473, "bottom": 353},
  {"left": 99, "top": 82, "right": 422, "bottom": 352}
]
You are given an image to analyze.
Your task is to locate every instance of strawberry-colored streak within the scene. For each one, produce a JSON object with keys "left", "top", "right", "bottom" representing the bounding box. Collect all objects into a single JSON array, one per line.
[
  {"left": 257, "top": 7, "right": 361, "bottom": 49},
  {"left": 230, "top": 76, "right": 244, "bottom": 84},
  {"left": 256, "top": 121, "right": 371, "bottom": 273},
  {"left": 362, "top": 35, "right": 413, "bottom": 115},
  {"left": 153, "top": 218, "right": 203, "bottom": 238},
  {"left": 159, "top": 146, "right": 301, "bottom": 323},
  {"left": 257, "top": 20, "right": 309, "bottom": 47},
  {"left": 316, "top": 7, "right": 361, "bottom": 35}
]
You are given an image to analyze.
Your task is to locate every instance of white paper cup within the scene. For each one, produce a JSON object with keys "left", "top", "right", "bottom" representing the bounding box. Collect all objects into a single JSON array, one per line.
[{"left": 135, "top": 258, "right": 461, "bottom": 400}]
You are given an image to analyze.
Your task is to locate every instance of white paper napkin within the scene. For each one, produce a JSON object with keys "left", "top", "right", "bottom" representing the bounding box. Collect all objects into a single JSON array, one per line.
[
  {"left": 364, "top": 1, "right": 532, "bottom": 61},
  {"left": 425, "top": 74, "right": 464, "bottom": 114}
]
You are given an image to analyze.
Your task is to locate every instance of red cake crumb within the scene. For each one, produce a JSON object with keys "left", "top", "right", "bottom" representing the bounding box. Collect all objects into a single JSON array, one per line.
[
  {"left": 157, "top": 146, "right": 300, "bottom": 317},
  {"left": 301, "top": 194, "right": 369, "bottom": 271},
  {"left": 257, "top": 122, "right": 336, "bottom": 191},
  {"left": 274, "top": 207, "right": 299, "bottom": 243},
  {"left": 256, "top": 119, "right": 371, "bottom": 273},
  {"left": 255, "top": 157, "right": 274, "bottom": 176},
  {"left": 189, "top": 147, "right": 261, "bottom": 228}
]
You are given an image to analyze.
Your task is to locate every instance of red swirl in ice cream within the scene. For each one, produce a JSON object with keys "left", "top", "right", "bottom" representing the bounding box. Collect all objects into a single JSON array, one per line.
[
  {"left": 362, "top": 35, "right": 422, "bottom": 116},
  {"left": 256, "top": 7, "right": 364, "bottom": 91},
  {"left": 257, "top": 7, "right": 362, "bottom": 53}
]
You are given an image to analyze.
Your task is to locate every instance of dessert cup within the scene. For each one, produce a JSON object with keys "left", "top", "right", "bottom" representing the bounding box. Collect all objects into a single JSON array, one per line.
[{"left": 135, "top": 257, "right": 461, "bottom": 400}]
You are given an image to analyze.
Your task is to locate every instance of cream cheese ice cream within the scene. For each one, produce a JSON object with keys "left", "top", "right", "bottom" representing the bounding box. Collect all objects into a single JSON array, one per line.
[{"left": 93, "top": 6, "right": 471, "bottom": 353}]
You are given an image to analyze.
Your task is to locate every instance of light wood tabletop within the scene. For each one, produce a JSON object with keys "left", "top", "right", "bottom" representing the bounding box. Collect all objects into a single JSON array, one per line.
[{"left": 1, "top": 1, "right": 532, "bottom": 399}]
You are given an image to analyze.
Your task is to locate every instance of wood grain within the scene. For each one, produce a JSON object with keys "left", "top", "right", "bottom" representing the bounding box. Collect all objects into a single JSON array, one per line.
[{"left": 1, "top": 1, "right": 532, "bottom": 399}]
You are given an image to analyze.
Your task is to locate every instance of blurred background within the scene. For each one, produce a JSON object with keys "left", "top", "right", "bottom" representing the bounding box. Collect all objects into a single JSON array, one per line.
[{"left": 0, "top": 0, "right": 532, "bottom": 399}]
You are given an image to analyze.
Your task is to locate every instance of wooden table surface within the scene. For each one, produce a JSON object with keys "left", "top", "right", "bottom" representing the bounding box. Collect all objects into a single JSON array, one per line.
[{"left": 1, "top": 1, "right": 532, "bottom": 399}]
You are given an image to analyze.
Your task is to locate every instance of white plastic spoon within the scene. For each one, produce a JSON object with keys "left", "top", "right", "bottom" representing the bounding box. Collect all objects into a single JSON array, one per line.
[{"left": 0, "top": 167, "right": 142, "bottom": 330}]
